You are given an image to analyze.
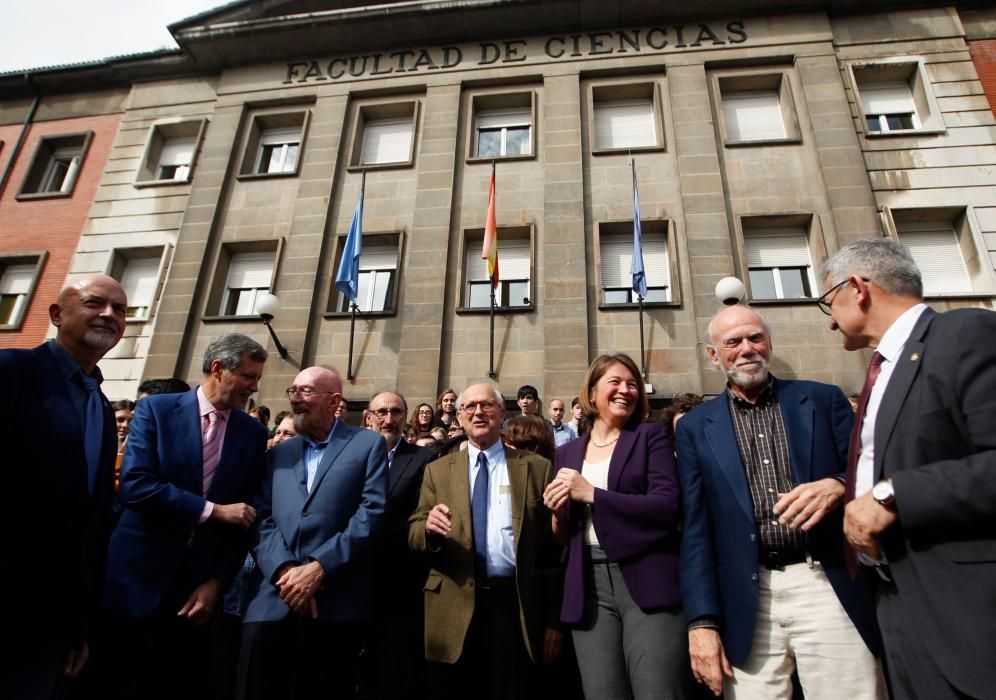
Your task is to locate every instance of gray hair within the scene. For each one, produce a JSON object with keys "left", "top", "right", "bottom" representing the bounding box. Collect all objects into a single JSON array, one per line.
[
  {"left": 202, "top": 333, "right": 268, "bottom": 374},
  {"left": 703, "top": 305, "right": 772, "bottom": 349},
  {"left": 455, "top": 384, "right": 505, "bottom": 409},
  {"left": 821, "top": 238, "right": 923, "bottom": 299},
  {"left": 368, "top": 390, "right": 408, "bottom": 415}
]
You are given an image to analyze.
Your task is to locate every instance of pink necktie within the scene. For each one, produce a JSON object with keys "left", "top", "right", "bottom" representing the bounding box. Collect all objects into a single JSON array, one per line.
[{"left": 202, "top": 410, "right": 224, "bottom": 495}]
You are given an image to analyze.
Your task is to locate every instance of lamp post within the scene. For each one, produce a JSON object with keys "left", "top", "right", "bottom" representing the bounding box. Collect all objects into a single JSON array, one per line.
[{"left": 256, "top": 293, "right": 290, "bottom": 360}]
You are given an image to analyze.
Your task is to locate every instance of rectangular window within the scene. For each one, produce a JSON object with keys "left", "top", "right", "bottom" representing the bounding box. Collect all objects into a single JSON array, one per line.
[
  {"left": 156, "top": 137, "right": 196, "bottom": 181},
  {"left": 599, "top": 223, "right": 672, "bottom": 305},
  {"left": 0, "top": 264, "right": 36, "bottom": 326},
  {"left": 475, "top": 108, "right": 532, "bottom": 158},
  {"left": 468, "top": 91, "right": 536, "bottom": 161},
  {"left": 360, "top": 118, "right": 414, "bottom": 166},
  {"left": 860, "top": 83, "right": 918, "bottom": 133},
  {"left": 135, "top": 120, "right": 205, "bottom": 185},
  {"left": 464, "top": 232, "right": 531, "bottom": 308},
  {"left": 118, "top": 256, "right": 162, "bottom": 320},
  {"left": 335, "top": 240, "right": 399, "bottom": 313},
  {"left": 713, "top": 72, "right": 800, "bottom": 146},
  {"left": 850, "top": 59, "right": 944, "bottom": 135},
  {"left": 897, "top": 222, "right": 971, "bottom": 295},
  {"left": 238, "top": 110, "right": 309, "bottom": 178},
  {"left": 723, "top": 90, "right": 785, "bottom": 142},
  {"left": 255, "top": 128, "right": 301, "bottom": 174},
  {"left": 17, "top": 132, "right": 92, "bottom": 198},
  {"left": 221, "top": 251, "right": 274, "bottom": 316},
  {"left": 744, "top": 228, "right": 816, "bottom": 300}
]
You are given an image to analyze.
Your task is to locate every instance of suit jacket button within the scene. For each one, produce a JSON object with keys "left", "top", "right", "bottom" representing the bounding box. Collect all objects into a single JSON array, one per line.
[
  {"left": 302, "top": 511, "right": 310, "bottom": 517},
  {"left": 750, "top": 533, "right": 757, "bottom": 542},
  {"left": 469, "top": 580, "right": 475, "bottom": 588},
  {"left": 751, "top": 573, "right": 758, "bottom": 582}
]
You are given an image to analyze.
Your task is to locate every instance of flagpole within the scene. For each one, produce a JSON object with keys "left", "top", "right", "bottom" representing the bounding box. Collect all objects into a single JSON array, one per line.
[
  {"left": 345, "top": 170, "right": 365, "bottom": 381},
  {"left": 488, "top": 160, "right": 496, "bottom": 379},
  {"left": 631, "top": 158, "right": 648, "bottom": 382}
]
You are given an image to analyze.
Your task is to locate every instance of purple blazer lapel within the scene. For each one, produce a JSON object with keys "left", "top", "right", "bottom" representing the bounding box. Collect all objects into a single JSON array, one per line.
[{"left": 608, "top": 427, "right": 638, "bottom": 492}]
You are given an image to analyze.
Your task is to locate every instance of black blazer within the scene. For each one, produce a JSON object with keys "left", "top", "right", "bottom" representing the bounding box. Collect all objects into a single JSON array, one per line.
[
  {"left": 876, "top": 306, "right": 996, "bottom": 697},
  {"left": 372, "top": 440, "right": 436, "bottom": 613},
  {"left": 0, "top": 342, "right": 117, "bottom": 650}
]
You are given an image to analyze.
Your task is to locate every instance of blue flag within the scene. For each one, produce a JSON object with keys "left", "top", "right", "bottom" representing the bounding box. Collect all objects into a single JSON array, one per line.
[
  {"left": 631, "top": 164, "right": 648, "bottom": 299},
  {"left": 335, "top": 190, "right": 364, "bottom": 302}
]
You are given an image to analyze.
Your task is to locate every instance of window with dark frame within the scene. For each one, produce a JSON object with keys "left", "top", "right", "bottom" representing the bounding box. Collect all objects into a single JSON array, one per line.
[
  {"left": 464, "top": 231, "right": 530, "bottom": 308},
  {"left": 599, "top": 221, "right": 672, "bottom": 305},
  {"left": 220, "top": 251, "right": 274, "bottom": 316},
  {"left": 334, "top": 238, "right": 399, "bottom": 313},
  {"left": 743, "top": 227, "right": 816, "bottom": 301},
  {"left": 18, "top": 132, "right": 91, "bottom": 197}
]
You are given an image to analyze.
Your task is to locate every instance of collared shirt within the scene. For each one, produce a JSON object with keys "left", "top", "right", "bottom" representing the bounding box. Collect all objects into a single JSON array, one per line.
[
  {"left": 551, "top": 422, "right": 577, "bottom": 447},
  {"left": 727, "top": 380, "right": 805, "bottom": 552},
  {"left": 386, "top": 439, "right": 401, "bottom": 469},
  {"left": 856, "top": 303, "right": 929, "bottom": 499},
  {"left": 48, "top": 339, "right": 104, "bottom": 432},
  {"left": 302, "top": 419, "right": 339, "bottom": 493},
  {"left": 466, "top": 439, "right": 515, "bottom": 577},
  {"left": 196, "top": 386, "right": 233, "bottom": 522}
]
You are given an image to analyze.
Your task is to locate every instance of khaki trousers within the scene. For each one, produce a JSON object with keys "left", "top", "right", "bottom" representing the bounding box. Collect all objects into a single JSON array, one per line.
[{"left": 725, "top": 561, "right": 887, "bottom": 700}]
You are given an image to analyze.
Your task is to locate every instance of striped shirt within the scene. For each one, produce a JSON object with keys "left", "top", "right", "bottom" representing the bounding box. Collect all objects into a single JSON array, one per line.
[{"left": 727, "top": 382, "right": 805, "bottom": 552}]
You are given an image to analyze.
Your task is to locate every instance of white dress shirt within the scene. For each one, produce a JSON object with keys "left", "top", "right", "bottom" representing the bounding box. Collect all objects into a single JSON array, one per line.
[
  {"left": 467, "top": 440, "right": 516, "bottom": 577},
  {"left": 582, "top": 456, "right": 610, "bottom": 546}
]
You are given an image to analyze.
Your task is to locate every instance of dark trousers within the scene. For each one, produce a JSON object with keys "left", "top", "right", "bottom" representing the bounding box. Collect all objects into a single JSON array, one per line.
[
  {"left": 876, "top": 581, "right": 972, "bottom": 700},
  {"left": 363, "top": 610, "right": 425, "bottom": 700},
  {"left": 83, "top": 603, "right": 214, "bottom": 700},
  {"left": 236, "top": 617, "right": 361, "bottom": 700},
  {"left": 426, "top": 586, "right": 531, "bottom": 700}
]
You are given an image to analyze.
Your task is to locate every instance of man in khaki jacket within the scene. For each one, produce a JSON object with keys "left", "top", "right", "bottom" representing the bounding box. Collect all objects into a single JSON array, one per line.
[{"left": 409, "top": 383, "right": 558, "bottom": 700}]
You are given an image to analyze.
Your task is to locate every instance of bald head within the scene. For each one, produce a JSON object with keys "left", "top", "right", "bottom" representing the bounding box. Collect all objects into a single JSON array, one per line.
[
  {"left": 49, "top": 274, "right": 128, "bottom": 373},
  {"left": 705, "top": 305, "right": 773, "bottom": 399},
  {"left": 289, "top": 366, "right": 343, "bottom": 440},
  {"left": 368, "top": 391, "right": 408, "bottom": 448}
]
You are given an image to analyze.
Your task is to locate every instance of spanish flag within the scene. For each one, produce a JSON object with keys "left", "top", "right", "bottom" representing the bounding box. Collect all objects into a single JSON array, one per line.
[{"left": 482, "top": 165, "right": 498, "bottom": 288}]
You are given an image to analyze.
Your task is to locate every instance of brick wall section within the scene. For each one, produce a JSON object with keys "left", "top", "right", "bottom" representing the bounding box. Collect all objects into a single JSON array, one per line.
[
  {"left": 0, "top": 113, "right": 121, "bottom": 348},
  {"left": 968, "top": 39, "right": 996, "bottom": 118}
]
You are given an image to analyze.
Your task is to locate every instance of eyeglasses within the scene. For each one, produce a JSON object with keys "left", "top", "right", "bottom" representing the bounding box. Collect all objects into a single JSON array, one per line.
[
  {"left": 285, "top": 386, "right": 334, "bottom": 399},
  {"left": 460, "top": 400, "right": 499, "bottom": 415},
  {"left": 816, "top": 277, "right": 869, "bottom": 316},
  {"left": 371, "top": 407, "right": 405, "bottom": 418}
]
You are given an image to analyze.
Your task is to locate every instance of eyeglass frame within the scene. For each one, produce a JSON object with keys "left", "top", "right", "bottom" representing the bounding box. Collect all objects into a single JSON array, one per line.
[
  {"left": 285, "top": 386, "right": 337, "bottom": 400},
  {"left": 459, "top": 399, "right": 500, "bottom": 415},
  {"left": 370, "top": 407, "right": 405, "bottom": 418},
  {"left": 816, "top": 276, "right": 869, "bottom": 316}
]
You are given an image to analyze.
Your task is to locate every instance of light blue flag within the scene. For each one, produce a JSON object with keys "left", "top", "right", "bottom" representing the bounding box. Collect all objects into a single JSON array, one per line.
[
  {"left": 631, "top": 164, "right": 648, "bottom": 299},
  {"left": 335, "top": 190, "right": 364, "bottom": 302}
]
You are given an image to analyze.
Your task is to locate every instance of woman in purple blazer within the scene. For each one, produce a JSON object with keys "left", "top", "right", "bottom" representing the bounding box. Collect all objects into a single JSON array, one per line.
[{"left": 544, "top": 353, "right": 689, "bottom": 699}]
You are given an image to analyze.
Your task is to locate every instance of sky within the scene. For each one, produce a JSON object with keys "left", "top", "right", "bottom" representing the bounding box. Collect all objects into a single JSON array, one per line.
[{"left": 0, "top": 0, "right": 231, "bottom": 73}]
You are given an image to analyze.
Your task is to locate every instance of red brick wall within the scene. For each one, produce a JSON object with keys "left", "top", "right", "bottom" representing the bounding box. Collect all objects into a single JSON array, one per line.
[
  {"left": 0, "top": 112, "right": 121, "bottom": 348},
  {"left": 968, "top": 39, "right": 996, "bottom": 118}
]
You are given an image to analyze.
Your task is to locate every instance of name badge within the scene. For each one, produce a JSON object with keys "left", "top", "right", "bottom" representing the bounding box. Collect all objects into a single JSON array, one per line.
[{"left": 500, "top": 485, "right": 512, "bottom": 497}]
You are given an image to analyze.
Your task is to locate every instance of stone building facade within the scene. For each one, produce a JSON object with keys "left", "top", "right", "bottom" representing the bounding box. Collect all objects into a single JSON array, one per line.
[{"left": 1, "top": 1, "right": 994, "bottom": 410}]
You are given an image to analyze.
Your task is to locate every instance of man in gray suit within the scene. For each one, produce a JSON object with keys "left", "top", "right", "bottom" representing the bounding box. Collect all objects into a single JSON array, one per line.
[
  {"left": 236, "top": 366, "right": 387, "bottom": 699},
  {"left": 821, "top": 238, "right": 996, "bottom": 700}
]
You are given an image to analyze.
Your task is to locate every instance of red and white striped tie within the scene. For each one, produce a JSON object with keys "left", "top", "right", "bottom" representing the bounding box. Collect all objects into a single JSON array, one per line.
[{"left": 202, "top": 410, "right": 224, "bottom": 495}]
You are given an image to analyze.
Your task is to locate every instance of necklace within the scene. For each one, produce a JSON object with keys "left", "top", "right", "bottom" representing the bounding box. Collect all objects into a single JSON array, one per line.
[{"left": 590, "top": 434, "right": 620, "bottom": 448}]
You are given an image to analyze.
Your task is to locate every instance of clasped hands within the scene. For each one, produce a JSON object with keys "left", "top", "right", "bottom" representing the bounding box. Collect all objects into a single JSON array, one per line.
[
  {"left": 542, "top": 468, "right": 595, "bottom": 520},
  {"left": 272, "top": 560, "right": 324, "bottom": 618}
]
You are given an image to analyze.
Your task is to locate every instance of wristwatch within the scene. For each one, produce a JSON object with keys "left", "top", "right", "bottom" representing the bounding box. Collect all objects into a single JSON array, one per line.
[{"left": 872, "top": 479, "right": 896, "bottom": 510}]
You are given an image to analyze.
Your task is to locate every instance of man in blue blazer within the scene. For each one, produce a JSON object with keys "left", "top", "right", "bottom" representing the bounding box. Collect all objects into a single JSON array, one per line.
[
  {"left": 97, "top": 333, "right": 269, "bottom": 699},
  {"left": 237, "top": 366, "right": 387, "bottom": 700},
  {"left": 676, "top": 305, "right": 884, "bottom": 699},
  {"left": 0, "top": 275, "right": 126, "bottom": 699}
]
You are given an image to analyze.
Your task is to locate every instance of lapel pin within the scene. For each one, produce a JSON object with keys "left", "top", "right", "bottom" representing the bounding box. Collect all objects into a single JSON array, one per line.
[{"left": 910, "top": 352, "right": 920, "bottom": 362}]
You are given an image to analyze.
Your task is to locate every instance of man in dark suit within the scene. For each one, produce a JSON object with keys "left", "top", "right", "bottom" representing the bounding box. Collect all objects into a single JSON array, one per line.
[
  {"left": 821, "top": 237, "right": 996, "bottom": 700},
  {"left": 237, "top": 366, "right": 387, "bottom": 700},
  {"left": 676, "top": 304, "right": 885, "bottom": 699},
  {"left": 0, "top": 275, "right": 126, "bottom": 699},
  {"left": 409, "top": 383, "right": 557, "bottom": 700},
  {"left": 365, "top": 390, "right": 436, "bottom": 699},
  {"left": 97, "top": 333, "right": 268, "bottom": 699}
]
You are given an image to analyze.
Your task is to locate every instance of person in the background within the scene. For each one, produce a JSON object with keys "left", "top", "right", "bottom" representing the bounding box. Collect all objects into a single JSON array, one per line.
[
  {"left": 136, "top": 377, "right": 191, "bottom": 400},
  {"left": 409, "top": 402, "right": 436, "bottom": 439},
  {"left": 248, "top": 405, "right": 270, "bottom": 432},
  {"left": 436, "top": 388, "right": 459, "bottom": 428},
  {"left": 335, "top": 399, "right": 349, "bottom": 422},
  {"left": 547, "top": 399, "right": 577, "bottom": 448},
  {"left": 270, "top": 415, "right": 296, "bottom": 447},
  {"left": 112, "top": 399, "right": 136, "bottom": 490},
  {"left": 567, "top": 397, "right": 583, "bottom": 433},
  {"left": 544, "top": 353, "right": 690, "bottom": 700},
  {"left": 659, "top": 393, "right": 704, "bottom": 440}
]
